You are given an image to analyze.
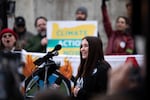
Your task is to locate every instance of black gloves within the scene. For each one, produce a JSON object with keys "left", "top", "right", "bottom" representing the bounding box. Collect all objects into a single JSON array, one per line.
[{"left": 102, "top": 0, "right": 106, "bottom": 7}]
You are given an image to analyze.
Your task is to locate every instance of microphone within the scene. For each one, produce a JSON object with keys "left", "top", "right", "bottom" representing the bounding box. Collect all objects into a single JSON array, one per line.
[
  {"left": 34, "top": 44, "right": 62, "bottom": 66},
  {"left": 45, "top": 44, "right": 61, "bottom": 58},
  {"left": 46, "top": 50, "right": 59, "bottom": 57},
  {"left": 50, "top": 44, "right": 62, "bottom": 52}
]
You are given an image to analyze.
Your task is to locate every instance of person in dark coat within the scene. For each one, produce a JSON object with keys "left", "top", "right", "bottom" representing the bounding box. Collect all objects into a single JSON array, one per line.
[
  {"left": 72, "top": 36, "right": 111, "bottom": 100},
  {"left": 13, "top": 16, "right": 34, "bottom": 49},
  {"left": 25, "top": 16, "right": 47, "bottom": 53}
]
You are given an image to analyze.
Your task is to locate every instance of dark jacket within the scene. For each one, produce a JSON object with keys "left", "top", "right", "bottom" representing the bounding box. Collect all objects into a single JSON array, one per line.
[
  {"left": 73, "top": 60, "right": 111, "bottom": 100},
  {"left": 25, "top": 34, "right": 46, "bottom": 53},
  {"left": 13, "top": 28, "right": 34, "bottom": 48},
  {"left": 101, "top": 4, "right": 134, "bottom": 55}
]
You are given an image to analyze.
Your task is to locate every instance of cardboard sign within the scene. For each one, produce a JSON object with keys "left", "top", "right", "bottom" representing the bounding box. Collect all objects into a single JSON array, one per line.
[{"left": 47, "top": 21, "right": 98, "bottom": 55}]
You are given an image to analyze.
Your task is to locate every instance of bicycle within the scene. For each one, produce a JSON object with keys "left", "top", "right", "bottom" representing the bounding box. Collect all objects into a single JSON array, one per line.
[{"left": 24, "top": 45, "right": 72, "bottom": 99}]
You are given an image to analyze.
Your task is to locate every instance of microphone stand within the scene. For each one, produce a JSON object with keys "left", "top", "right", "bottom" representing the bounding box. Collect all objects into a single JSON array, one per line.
[
  {"left": 25, "top": 44, "right": 61, "bottom": 98},
  {"left": 43, "top": 54, "right": 57, "bottom": 89},
  {"left": 44, "top": 63, "right": 49, "bottom": 89}
]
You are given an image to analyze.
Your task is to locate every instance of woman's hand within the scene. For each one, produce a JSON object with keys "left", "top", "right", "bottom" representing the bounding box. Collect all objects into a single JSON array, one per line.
[{"left": 73, "top": 86, "right": 80, "bottom": 97}]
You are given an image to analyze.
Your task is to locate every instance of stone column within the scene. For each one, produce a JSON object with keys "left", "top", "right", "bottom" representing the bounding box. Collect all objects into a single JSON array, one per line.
[{"left": 15, "top": 0, "right": 36, "bottom": 34}]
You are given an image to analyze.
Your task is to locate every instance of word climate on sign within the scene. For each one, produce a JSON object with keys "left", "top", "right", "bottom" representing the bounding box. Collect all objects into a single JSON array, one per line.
[{"left": 47, "top": 21, "right": 97, "bottom": 55}]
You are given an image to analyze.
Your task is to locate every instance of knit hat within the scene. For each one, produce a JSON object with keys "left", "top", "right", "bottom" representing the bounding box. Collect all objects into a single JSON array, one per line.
[
  {"left": 0, "top": 28, "right": 18, "bottom": 40},
  {"left": 76, "top": 6, "right": 88, "bottom": 17}
]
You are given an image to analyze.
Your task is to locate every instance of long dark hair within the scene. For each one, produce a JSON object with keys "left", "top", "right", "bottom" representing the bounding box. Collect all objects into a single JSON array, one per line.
[{"left": 76, "top": 36, "right": 104, "bottom": 78}]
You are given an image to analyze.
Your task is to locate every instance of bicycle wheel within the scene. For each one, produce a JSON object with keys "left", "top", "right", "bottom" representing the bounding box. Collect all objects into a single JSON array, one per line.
[{"left": 25, "top": 67, "right": 71, "bottom": 99}]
